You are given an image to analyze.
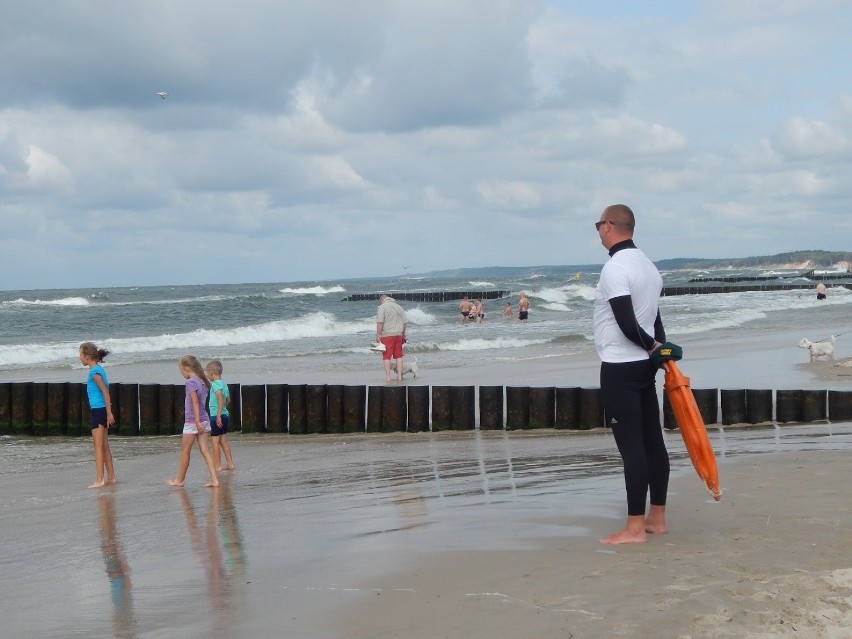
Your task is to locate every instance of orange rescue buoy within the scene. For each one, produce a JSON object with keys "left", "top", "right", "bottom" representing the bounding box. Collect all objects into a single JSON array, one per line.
[{"left": 663, "top": 360, "right": 721, "bottom": 501}]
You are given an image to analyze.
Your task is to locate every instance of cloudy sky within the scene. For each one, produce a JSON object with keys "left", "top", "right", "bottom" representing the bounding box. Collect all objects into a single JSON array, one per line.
[{"left": 2, "top": 1, "right": 850, "bottom": 290}]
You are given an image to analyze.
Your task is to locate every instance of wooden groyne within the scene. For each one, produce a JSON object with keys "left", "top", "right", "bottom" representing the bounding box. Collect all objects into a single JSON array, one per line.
[
  {"left": 342, "top": 283, "right": 852, "bottom": 302},
  {"left": 342, "top": 291, "right": 511, "bottom": 302},
  {"left": 662, "top": 283, "right": 852, "bottom": 296},
  {"left": 1, "top": 381, "right": 850, "bottom": 435},
  {"left": 689, "top": 269, "right": 851, "bottom": 284}
]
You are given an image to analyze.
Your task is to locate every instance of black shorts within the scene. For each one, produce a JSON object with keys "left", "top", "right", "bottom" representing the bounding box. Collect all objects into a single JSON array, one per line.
[
  {"left": 211, "top": 414, "right": 229, "bottom": 437},
  {"left": 90, "top": 407, "right": 108, "bottom": 429},
  {"left": 518, "top": 310, "right": 528, "bottom": 320}
]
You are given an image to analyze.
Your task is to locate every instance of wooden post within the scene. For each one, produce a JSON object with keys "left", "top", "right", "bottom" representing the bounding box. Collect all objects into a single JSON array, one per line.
[
  {"left": 578, "top": 387, "right": 604, "bottom": 430},
  {"left": 829, "top": 390, "right": 852, "bottom": 422},
  {"left": 288, "top": 385, "right": 307, "bottom": 435},
  {"left": 407, "top": 386, "right": 430, "bottom": 432},
  {"left": 118, "top": 384, "right": 139, "bottom": 435},
  {"left": 306, "top": 385, "right": 328, "bottom": 434},
  {"left": 478, "top": 386, "right": 503, "bottom": 431},
  {"left": 505, "top": 386, "right": 530, "bottom": 430},
  {"left": 450, "top": 386, "right": 475, "bottom": 430},
  {"left": 801, "top": 390, "right": 827, "bottom": 423},
  {"left": 776, "top": 389, "right": 802, "bottom": 423},
  {"left": 746, "top": 389, "right": 773, "bottom": 424},
  {"left": 382, "top": 386, "right": 407, "bottom": 432},
  {"left": 529, "top": 387, "right": 555, "bottom": 430},
  {"left": 158, "top": 384, "right": 176, "bottom": 435},
  {"left": 555, "top": 387, "right": 580, "bottom": 430},
  {"left": 721, "top": 389, "right": 746, "bottom": 425},
  {"left": 228, "top": 383, "right": 242, "bottom": 432},
  {"left": 327, "top": 385, "right": 344, "bottom": 434},
  {"left": 266, "top": 384, "right": 288, "bottom": 433},
  {"left": 343, "top": 386, "right": 366, "bottom": 433},
  {"left": 431, "top": 386, "right": 452, "bottom": 432},
  {"left": 366, "top": 386, "right": 383, "bottom": 433},
  {"left": 241, "top": 384, "right": 266, "bottom": 433},
  {"left": 67, "top": 383, "right": 85, "bottom": 437},
  {"left": 139, "top": 384, "right": 160, "bottom": 436},
  {"left": 10, "top": 382, "right": 33, "bottom": 435},
  {"left": 0, "top": 382, "right": 11, "bottom": 435}
]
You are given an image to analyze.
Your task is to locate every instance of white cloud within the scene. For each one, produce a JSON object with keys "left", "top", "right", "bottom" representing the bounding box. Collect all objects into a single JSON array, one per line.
[
  {"left": 25, "top": 145, "right": 74, "bottom": 190},
  {"left": 1, "top": 1, "right": 851, "bottom": 288},
  {"left": 773, "top": 117, "right": 850, "bottom": 159},
  {"left": 476, "top": 180, "right": 542, "bottom": 210}
]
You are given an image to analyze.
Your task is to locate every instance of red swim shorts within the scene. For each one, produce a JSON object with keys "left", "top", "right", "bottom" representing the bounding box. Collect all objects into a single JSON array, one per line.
[{"left": 380, "top": 335, "right": 404, "bottom": 360}]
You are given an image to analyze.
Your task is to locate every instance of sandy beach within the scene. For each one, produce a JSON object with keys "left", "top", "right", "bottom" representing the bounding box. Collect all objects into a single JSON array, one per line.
[
  {"left": 3, "top": 426, "right": 852, "bottom": 639},
  {"left": 2, "top": 301, "right": 851, "bottom": 638}
]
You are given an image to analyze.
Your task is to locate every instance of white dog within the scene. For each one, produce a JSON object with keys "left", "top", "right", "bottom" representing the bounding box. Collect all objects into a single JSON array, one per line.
[
  {"left": 389, "top": 357, "right": 419, "bottom": 379},
  {"left": 798, "top": 335, "right": 835, "bottom": 362}
]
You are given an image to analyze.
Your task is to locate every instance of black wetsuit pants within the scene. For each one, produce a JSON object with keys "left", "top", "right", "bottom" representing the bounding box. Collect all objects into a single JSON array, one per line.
[{"left": 600, "top": 359, "right": 670, "bottom": 516}]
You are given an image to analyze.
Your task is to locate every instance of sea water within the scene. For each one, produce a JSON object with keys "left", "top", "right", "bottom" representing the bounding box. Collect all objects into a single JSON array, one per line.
[{"left": 1, "top": 267, "right": 849, "bottom": 380}]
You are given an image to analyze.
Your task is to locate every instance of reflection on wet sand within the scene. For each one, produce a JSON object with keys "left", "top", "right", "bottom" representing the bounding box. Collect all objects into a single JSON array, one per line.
[
  {"left": 98, "top": 490, "right": 136, "bottom": 639},
  {"left": 176, "top": 478, "right": 247, "bottom": 635}
]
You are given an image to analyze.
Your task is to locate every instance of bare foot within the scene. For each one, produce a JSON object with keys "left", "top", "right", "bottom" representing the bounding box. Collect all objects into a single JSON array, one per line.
[
  {"left": 645, "top": 505, "right": 667, "bottom": 534},
  {"left": 224, "top": 465, "right": 235, "bottom": 471},
  {"left": 215, "top": 466, "right": 223, "bottom": 472},
  {"left": 88, "top": 480, "right": 106, "bottom": 489},
  {"left": 166, "top": 479, "right": 185, "bottom": 487},
  {"left": 204, "top": 481, "right": 220, "bottom": 488},
  {"left": 106, "top": 478, "right": 118, "bottom": 485},
  {"left": 599, "top": 528, "right": 648, "bottom": 544}
]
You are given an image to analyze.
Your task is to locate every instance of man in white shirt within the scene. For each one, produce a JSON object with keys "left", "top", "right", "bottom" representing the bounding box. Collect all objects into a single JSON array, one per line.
[{"left": 593, "top": 204, "right": 670, "bottom": 545}]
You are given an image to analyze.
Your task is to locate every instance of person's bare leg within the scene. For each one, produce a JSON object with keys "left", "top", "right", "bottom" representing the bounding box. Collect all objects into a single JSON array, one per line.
[
  {"left": 645, "top": 504, "right": 667, "bottom": 534},
  {"left": 102, "top": 428, "right": 117, "bottom": 483},
  {"left": 221, "top": 436, "right": 235, "bottom": 470},
  {"left": 396, "top": 357, "right": 403, "bottom": 382},
  {"left": 211, "top": 437, "right": 223, "bottom": 471},
  {"left": 383, "top": 358, "right": 392, "bottom": 382},
  {"left": 196, "top": 432, "right": 219, "bottom": 487},
  {"left": 89, "top": 426, "right": 106, "bottom": 488},
  {"left": 167, "top": 435, "right": 194, "bottom": 486},
  {"left": 599, "top": 514, "right": 648, "bottom": 544}
]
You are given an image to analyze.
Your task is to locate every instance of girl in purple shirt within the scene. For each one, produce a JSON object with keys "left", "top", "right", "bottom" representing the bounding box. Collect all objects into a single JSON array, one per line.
[{"left": 166, "top": 355, "right": 219, "bottom": 488}]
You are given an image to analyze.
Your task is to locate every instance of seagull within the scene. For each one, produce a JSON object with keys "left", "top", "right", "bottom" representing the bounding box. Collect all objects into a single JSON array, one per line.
[{"left": 156, "top": 92, "right": 169, "bottom": 99}]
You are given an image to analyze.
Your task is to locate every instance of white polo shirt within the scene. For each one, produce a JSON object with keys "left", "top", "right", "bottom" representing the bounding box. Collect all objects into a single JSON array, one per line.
[{"left": 593, "top": 246, "right": 662, "bottom": 363}]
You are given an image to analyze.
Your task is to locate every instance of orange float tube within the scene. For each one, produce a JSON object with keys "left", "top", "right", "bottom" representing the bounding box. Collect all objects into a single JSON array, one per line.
[{"left": 663, "top": 360, "right": 721, "bottom": 501}]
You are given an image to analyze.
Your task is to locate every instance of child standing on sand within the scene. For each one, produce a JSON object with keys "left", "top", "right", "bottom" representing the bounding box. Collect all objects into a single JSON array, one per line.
[
  {"left": 167, "top": 355, "right": 219, "bottom": 488},
  {"left": 206, "top": 359, "right": 235, "bottom": 471},
  {"left": 80, "top": 342, "right": 117, "bottom": 488}
]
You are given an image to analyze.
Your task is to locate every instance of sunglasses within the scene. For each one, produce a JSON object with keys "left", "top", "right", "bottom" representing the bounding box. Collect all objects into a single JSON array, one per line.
[{"left": 595, "top": 220, "right": 613, "bottom": 230}]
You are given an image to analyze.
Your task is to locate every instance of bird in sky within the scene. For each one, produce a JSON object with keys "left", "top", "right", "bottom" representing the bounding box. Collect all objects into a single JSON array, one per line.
[{"left": 156, "top": 92, "right": 169, "bottom": 99}]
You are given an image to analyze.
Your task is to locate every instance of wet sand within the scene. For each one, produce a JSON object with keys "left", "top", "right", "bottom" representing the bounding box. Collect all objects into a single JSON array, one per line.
[{"left": 3, "top": 424, "right": 852, "bottom": 638}]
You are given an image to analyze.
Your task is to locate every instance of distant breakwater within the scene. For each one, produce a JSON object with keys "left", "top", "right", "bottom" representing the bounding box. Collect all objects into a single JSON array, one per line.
[
  {"left": 2, "top": 381, "right": 851, "bottom": 436},
  {"left": 341, "top": 284, "right": 852, "bottom": 302}
]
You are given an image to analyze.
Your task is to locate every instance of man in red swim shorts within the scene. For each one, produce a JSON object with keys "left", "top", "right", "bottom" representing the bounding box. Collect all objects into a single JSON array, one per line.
[{"left": 376, "top": 294, "right": 408, "bottom": 382}]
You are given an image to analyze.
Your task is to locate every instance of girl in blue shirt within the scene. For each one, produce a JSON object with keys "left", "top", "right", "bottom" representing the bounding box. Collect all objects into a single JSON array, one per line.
[{"left": 79, "top": 342, "right": 117, "bottom": 488}]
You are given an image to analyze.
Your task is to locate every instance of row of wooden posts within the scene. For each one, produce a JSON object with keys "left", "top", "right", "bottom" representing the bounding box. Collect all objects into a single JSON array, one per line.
[{"left": 1, "top": 381, "right": 852, "bottom": 436}]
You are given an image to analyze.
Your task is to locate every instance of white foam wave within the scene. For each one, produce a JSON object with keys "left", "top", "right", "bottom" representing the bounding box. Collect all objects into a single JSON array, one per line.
[
  {"left": 279, "top": 285, "right": 346, "bottom": 296},
  {"left": 3, "top": 296, "right": 91, "bottom": 308},
  {"left": 468, "top": 281, "right": 495, "bottom": 288},
  {"left": 530, "top": 284, "right": 596, "bottom": 304},
  {"left": 0, "top": 312, "right": 373, "bottom": 367},
  {"left": 404, "top": 307, "right": 438, "bottom": 326},
  {"left": 541, "top": 303, "right": 571, "bottom": 312},
  {"left": 430, "top": 337, "right": 549, "bottom": 352}
]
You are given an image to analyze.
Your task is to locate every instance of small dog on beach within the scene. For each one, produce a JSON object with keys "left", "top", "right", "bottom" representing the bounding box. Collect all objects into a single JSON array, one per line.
[
  {"left": 390, "top": 357, "right": 419, "bottom": 379},
  {"left": 798, "top": 336, "right": 835, "bottom": 362}
]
